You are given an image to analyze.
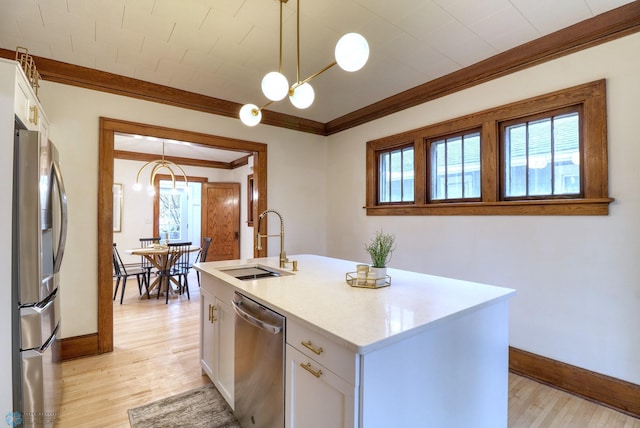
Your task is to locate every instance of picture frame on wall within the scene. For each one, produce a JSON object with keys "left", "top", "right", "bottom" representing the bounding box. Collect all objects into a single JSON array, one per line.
[{"left": 113, "top": 183, "right": 122, "bottom": 232}]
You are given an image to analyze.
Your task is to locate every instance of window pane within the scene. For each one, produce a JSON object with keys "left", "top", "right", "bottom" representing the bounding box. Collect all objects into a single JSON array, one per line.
[
  {"left": 447, "top": 137, "right": 462, "bottom": 199},
  {"left": 390, "top": 150, "right": 402, "bottom": 201},
  {"left": 505, "top": 124, "right": 526, "bottom": 197},
  {"left": 430, "top": 131, "right": 480, "bottom": 201},
  {"left": 528, "top": 118, "right": 551, "bottom": 196},
  {"left": 431, "top": 140, "right": 445, "bottom": 200},
  {"left": 553, "top": 113, "right": 580, "bottom": 195},
  {"left": 379, "top": 152, "right": 390, "bottom": 202},
  {"left": 463, "top": 133, "right": 481, "bottom": 198},
  {"left": 403, "top": 147, "right": 414, "bottom": 201}
]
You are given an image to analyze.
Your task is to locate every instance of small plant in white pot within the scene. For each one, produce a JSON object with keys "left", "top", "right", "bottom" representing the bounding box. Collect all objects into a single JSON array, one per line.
[{"left": 364, "top": 230, "right": 395, "bottom": 286}]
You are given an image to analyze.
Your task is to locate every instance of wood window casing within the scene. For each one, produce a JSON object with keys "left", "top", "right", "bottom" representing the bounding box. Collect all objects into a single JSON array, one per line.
[{"left": 366, "top": 80, "right": 613, "bottom": 216}]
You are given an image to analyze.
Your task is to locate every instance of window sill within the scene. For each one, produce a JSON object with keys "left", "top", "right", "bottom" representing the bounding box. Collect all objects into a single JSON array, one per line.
[{"left": 365, "top": 198, "right": 614, "bottom": 216}]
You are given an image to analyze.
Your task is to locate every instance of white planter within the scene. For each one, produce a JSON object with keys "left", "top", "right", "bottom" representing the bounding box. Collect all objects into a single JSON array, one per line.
[{"left": 367, "top": 267, "right": 387, "bottom": 286}]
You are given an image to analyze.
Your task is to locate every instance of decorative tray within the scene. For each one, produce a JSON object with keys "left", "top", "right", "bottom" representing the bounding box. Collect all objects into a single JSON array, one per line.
[{"left": 345, "top": 272, "right": 391, "bottom": 289}]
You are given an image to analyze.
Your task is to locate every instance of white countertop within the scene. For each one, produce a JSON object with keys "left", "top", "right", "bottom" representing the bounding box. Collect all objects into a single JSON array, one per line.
[{"left": 194, "top": 254, "right": 515, "bottom": 354}]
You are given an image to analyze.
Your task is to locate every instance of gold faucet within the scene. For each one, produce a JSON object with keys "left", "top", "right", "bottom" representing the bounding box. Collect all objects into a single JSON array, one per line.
[{"left": 256, "top": 209, "right": 296, "bottom": 269}]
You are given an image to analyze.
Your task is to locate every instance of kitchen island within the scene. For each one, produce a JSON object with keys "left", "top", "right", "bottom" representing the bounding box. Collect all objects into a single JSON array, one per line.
[{"left": 195, "top": 254, "right": 515, "bottom": 428}]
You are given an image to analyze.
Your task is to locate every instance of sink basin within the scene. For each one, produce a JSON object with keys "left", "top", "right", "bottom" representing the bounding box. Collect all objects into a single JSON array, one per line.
[{"left": 221, "top": 265, "right": 291, "bottom": 281}]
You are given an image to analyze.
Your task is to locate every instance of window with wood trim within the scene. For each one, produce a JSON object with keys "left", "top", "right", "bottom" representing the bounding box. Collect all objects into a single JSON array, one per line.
[{"left": 366, "top": 80, "right": 613, "bottom": 216}]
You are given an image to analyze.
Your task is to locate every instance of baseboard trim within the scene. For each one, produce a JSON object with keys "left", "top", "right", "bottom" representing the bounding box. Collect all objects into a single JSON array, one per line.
[
  {"left": 509, "top": 347, "right": 640, "bottom": 418},
  {"left": 60, "top": 333, "right": 100, "bottom": 361}
]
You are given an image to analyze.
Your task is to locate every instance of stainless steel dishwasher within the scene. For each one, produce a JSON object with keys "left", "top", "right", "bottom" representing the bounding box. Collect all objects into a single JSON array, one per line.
[{"left": 232, "top": 292, "right": 285, "bottom": 427}]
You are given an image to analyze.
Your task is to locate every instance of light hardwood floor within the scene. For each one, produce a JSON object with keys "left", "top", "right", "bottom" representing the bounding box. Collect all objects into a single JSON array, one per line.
[{"left": 57, "top": 273, "right": 640, "bottom": 427}]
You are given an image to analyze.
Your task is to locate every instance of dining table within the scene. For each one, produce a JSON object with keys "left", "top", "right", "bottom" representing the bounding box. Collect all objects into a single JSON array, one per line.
[{"left": 127, "top": 245, "right": 200, "bottom": 299}]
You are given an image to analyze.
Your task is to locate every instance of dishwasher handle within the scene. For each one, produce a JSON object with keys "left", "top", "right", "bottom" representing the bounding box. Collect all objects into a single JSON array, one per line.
[{"left": 232, "top": 299, "right": 283, "bottom": 335}]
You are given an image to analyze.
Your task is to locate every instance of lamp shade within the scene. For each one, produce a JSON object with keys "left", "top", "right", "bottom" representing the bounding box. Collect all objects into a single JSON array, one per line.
[
  {"left": 335, "top": 33, "right": 369, "bottom": 72},
  {"left": 289, "top": 82, "right": 315, "bottom": 109},
  {"left": 239, "top": 104, "right": 262, "bottom": 126},
  {"left": 261, "top": 71, "right": 289, "bottom": 101}
]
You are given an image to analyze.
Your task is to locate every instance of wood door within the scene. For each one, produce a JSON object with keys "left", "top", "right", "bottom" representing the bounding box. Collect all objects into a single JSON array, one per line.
[{"left": 202, "top": 182, "right": 240, "bottom": 261}]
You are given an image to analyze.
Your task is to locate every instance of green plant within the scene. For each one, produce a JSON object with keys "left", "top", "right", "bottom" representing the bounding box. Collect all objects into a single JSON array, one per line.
[{"left": 364, "top": 230, "right": 396, "bottom": 268}]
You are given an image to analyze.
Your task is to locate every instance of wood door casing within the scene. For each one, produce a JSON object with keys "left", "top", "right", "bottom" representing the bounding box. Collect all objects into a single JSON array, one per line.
[{"left": 202, "top": 182, "right": 240, "bottom": 261}]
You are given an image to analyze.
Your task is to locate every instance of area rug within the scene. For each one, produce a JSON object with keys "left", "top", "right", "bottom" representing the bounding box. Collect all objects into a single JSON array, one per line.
[{"left": 128, "top": 384, "right": 241, "bottom": 428}]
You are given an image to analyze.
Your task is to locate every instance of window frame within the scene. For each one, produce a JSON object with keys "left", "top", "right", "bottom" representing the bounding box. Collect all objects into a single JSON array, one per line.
[
  {"left": 499, "top": 105, "right": 583, "bottom": 201},
  {"left": 365, "top": 80, "right": 612, "bottom": 216},
  {"left": 376, "top": 143, "right": 415, "bottom": 205},
  {"left": 426, "top": 128, "right": 483, "bottom": 203}
]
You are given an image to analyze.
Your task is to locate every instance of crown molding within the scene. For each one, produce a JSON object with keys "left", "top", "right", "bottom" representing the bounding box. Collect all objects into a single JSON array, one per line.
[{"left": 1, "top": 1, "right": 639, "bottom": 136}]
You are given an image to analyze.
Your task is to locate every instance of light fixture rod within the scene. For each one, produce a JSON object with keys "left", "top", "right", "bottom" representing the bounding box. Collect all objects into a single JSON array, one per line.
[
  {"left": 279, "top": 0, "right": 284, "bottom": 73},
  {"left": 296, "top": 0, "right": 300, "bottom": 83},
  {"left": 239, "top": 0, "right": 369, "bottom": 126},
  {"left": 292, "top": 60, "right": 337, "bottom": 90}
]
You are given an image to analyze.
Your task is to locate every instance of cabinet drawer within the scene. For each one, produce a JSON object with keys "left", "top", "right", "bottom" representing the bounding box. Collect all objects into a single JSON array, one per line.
[{"left": 287, "top": 319, "right": 357, "bottom": 385}]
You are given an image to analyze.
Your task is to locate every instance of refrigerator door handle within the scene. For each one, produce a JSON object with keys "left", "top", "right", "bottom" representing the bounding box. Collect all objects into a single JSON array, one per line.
[{"left": 52, "top": 158, "right": 67, "bottom": 274}]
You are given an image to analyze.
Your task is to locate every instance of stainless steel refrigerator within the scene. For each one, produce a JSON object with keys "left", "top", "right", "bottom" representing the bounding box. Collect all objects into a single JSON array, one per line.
[{"left": 11, "top": 126, "right": 67, "bottom": 427}]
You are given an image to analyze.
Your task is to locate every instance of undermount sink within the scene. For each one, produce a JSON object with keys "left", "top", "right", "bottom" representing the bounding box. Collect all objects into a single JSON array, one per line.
[{"left": 221, "top": 265, "right": 292, "bottom": 281}]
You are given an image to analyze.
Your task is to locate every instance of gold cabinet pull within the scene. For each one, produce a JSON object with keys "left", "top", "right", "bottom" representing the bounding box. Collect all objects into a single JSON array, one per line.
[
  {"left": 211, "top": 305, "right": 217, "bottom": 323},
  {"left": 301, "top": 340, "right": 323, "bottom": 355},
  {"left": 29, "top": 105, "right": 38, "bottom": 125},
  {"left": 300, "top": 362, "right": 322, "bottom": 378}
]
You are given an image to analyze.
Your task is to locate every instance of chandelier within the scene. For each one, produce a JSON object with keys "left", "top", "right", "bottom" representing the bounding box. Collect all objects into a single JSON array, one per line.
[
  {"left": 239, "top": 0, "right": 369, "bottom": 126},
  {"left": 133, "top": 141, "right": 188, "bottom": 195}
]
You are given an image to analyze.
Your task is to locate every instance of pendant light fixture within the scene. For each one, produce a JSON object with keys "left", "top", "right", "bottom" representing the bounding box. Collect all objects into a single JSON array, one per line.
[
  {"left": 133, "top": 141, "right": 188, "bottom": 195},
  {"left": 239, "top": 0, "right": 369, "bottom": 127}
]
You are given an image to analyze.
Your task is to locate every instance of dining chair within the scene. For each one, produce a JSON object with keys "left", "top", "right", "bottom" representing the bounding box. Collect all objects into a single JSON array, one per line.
[
  {"left": 139, "top": 237, "right": 161, "bottom": 285},
  {"left": 157, "top": 241, "right": 192, "bottom": 304},
  {"left": 112, "top": 243, "right": 149, "bottom": 304},
  {"left": 195, "top": 237, "right": 212, "bottom": 287}
]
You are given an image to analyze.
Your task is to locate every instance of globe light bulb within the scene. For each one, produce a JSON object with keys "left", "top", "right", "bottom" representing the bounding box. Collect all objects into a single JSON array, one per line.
[
  {"left": 261, "top": 71, "right": 289, "bottom": 101},
  {"left": 289, "top": 82, "right": 315, "bottom": 109},
  {"left": 335, "top": 33, "right": 369, "bottom": 72},
  {"left": 239, "top": 104, "right": 262, "bottom": 127}
]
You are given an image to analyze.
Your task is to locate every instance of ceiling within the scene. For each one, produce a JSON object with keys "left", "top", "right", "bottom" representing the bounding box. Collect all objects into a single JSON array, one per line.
[
  {"left": 2, "top": 0, "right": 635, "bottom": 123},
  {"left": 1, "top": 0, "right": 635, "bottom": 159}
]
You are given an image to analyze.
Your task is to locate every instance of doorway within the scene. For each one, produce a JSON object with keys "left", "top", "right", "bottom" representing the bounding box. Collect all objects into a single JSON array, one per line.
[
  {"left": 158, "top": 179, "right": 200, "bottom": 243},
  {"left": 97, "top": 117, "right": 269, "bottom": 355}
]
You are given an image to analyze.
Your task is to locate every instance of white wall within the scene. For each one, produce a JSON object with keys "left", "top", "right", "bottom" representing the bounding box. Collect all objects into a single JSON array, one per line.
[
  {"left": 37, "top": 83, "right": 328, "bottom": 339},
  {"left": 326, "top": 33, "right": 640, "bottom": 385}
]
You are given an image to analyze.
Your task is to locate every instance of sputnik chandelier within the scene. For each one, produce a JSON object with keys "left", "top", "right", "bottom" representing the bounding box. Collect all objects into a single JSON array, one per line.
[
  {"left": 133, "top": 141, "right": 188, "bottom": 195},
  {"left": 239, "top": 0, "right": 370, "bottom": 126}
]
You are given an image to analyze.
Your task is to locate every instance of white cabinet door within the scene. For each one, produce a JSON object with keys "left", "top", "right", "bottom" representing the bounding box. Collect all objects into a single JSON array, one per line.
[
  {"left": 14, "top": 69, "right": 40, "bottom": 131},
  {"left": 199, "top": 287, "right": 215, "bottom": 378},
  {"left": 212, "top": 296, "right": 234, "bottom": 408},
  {"left": 200, "top": 275, "right": 235, "bottom": 408},
  {"left": 285, "top": 345, "right": 356, "bottom": 428}
]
